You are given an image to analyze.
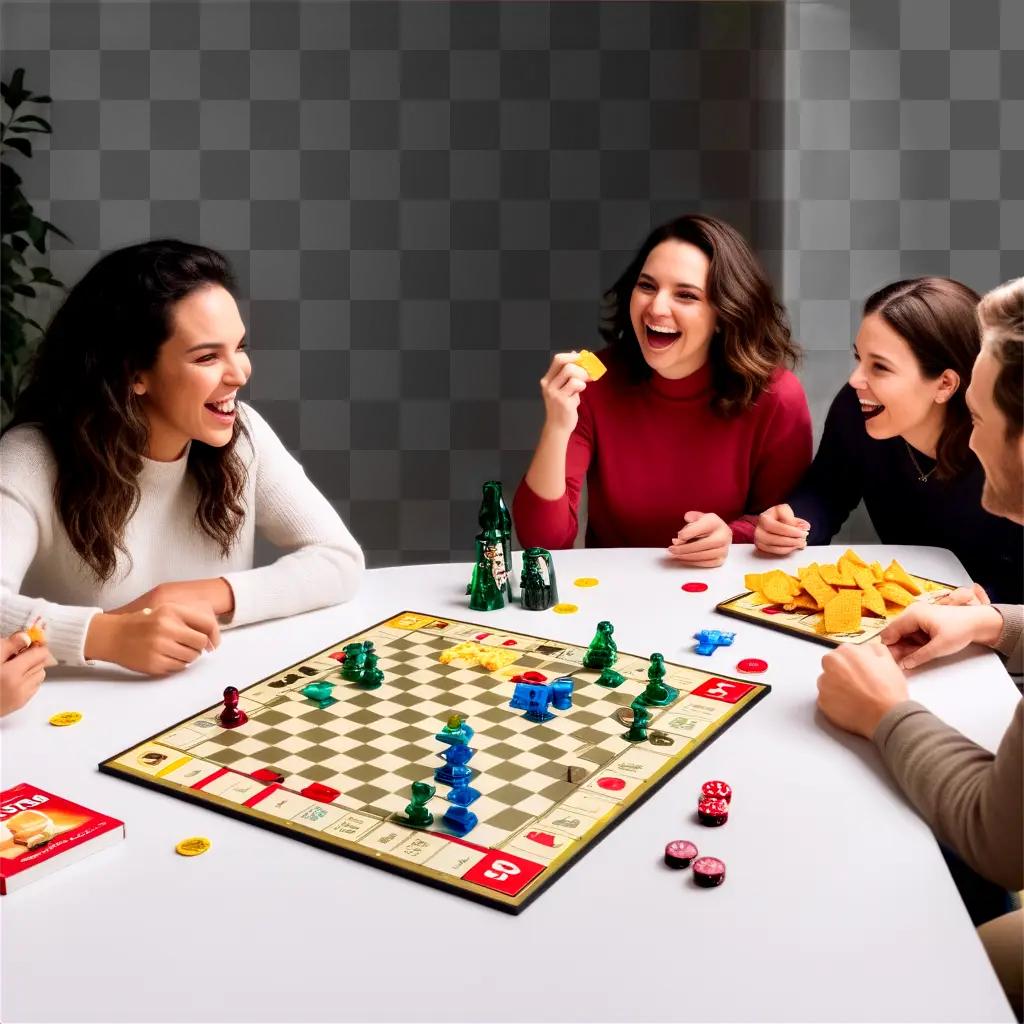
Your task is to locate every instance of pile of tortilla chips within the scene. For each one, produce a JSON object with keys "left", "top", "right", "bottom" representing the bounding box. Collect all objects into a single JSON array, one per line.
[{"left": 744, "top": 549, "right": 941, "bottom": 636}]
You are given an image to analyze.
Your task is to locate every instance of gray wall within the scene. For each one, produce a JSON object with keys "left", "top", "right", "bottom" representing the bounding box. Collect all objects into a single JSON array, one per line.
[{"left": 3, "top": 1, "right": 1020, "bottom": 562}]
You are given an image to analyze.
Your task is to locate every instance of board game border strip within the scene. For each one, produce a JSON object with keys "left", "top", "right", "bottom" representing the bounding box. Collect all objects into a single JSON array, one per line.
[
  {"left": 716, "top": 573, "right": 957, "bottom": 649},
  {"left": 98, "top": 610, "right": 771, "bottom": 913}
]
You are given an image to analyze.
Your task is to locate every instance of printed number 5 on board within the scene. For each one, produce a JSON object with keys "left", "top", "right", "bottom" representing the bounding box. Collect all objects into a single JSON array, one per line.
[{"left": 484, "top": 859, "right": 521, "bottom": 882}]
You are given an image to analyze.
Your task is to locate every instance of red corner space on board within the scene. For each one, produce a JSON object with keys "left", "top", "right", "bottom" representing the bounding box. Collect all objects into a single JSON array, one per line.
[
  {"left": 691, "top": 678, "right": 757, "bottom": 704},
  {"left": 461, "top": 848, "right": 545, "bottom": 897}
]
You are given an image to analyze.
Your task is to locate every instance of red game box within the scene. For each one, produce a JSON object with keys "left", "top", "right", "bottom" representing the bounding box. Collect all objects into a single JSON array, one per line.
[{"left": 0, "top": 783, "right": 125, "bottom": 895}]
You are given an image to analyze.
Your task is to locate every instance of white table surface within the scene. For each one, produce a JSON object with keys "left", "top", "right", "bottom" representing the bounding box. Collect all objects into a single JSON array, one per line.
[{"left": 2, "top": 546, "right": 1018, "bottom": 1024}]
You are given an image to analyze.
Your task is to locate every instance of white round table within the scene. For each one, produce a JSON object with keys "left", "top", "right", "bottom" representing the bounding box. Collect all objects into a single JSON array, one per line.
[{"left": 1, "top": 546, "right": 1017, "bottom": 1022}]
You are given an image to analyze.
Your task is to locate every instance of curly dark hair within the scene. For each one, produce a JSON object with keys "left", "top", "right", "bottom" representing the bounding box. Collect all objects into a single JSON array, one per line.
[
  {"left": 598, "top": 214, "right": 800, "bottom": 417},
  {"left": 7, "top": 239, "right": 249, "bottom": 581},
  {"left": 863, "top": 277, "right": 981, "bottom": 480}
]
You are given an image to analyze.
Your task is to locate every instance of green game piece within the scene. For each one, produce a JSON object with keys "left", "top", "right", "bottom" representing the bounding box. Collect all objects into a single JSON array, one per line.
[
  {"left": 340, "top": 641, "right": 369, "bottom": 682},
  {"left": 469, "top": 530, "right": 506, "bottom": 612},
  {"left": 624, "top": 697, "right": 651, "bottom": 742},
  {"left": 299, "top": 679, "right": 337, "bottom": 709},
  {"left": 467, "top": 481, "right": 514, "bottom": 600},
  {"left": 357, "top": 648, "right": 384, "bottom": 690},
  {"left": 634, "top": 653, "right": 678, "bottom": 707},
  {"left": 583, "top": 621, "right": 618, "bottom": 670},
  {"left": 520, "top": 547, "right": 558, "bottom": 611},
  {"left": 595, "top": 665, "right": 626, "bottom": 688},
  {"left": 402, "top": 781, "right": 436, "bottom": 828}
]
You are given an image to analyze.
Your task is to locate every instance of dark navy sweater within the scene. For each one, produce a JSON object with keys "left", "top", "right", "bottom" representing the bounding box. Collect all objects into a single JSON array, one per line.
[{"left": 787, "top": 385, "right": 1023, "bottom": 604}]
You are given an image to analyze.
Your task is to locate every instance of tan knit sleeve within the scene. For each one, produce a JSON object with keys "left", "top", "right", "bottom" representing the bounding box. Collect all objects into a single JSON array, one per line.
[
  {"left": 872, "top": 700, "right": 1023, "bottom": 892},
  {"left": 991, "top": 604, "right": 1023, "bottom": 676}
]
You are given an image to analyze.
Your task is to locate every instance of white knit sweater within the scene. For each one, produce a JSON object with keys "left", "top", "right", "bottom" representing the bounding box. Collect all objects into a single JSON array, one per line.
[{"left": 0, "top": 403, "right": 364, "bottom": 665}]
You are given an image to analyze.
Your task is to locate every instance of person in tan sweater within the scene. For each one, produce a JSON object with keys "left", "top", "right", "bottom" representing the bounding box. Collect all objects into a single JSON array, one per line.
[{"left": 817, "top": 276, "right": 1023, "bottom": 1018}]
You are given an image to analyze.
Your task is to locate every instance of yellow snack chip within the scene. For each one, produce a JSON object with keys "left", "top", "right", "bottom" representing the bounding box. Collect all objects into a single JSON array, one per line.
[
  {"left": 820, "top": 563, "right": 855, "bottom": 587},
  {"left": 877, "top": 581, "right": 915, "bottom": 607},
  {"left": 842, "top": 548, "right": 868, "bottom": 567},
  {"left": 574, "top": 349, "right": 606, "bottom": 381},
  {"left": 783, "top": 592, "right": 821, "bottom": 611},
  {"left": 883, "top": 560, "right": 923, "bottom": 596},
  {"left": 851, "top": 566, "right": 878, "bottom": 592},
  {"left": 744, "top": 573, "right": 764, "bottom": 593},
  {"left": 761, "top": 569, "right": 798, "bottom": 604},
  {"left": 869, "top": 561, "right": 885, "bottom": 582},
  {"left": 823, "top": 589, "right": 863, "bottom": 634},
  {"left": 859, "top": 585, "right": 887, "bottom": 617},
  {"left": 802, "top": 566, "right": 838, "bottom": 609}
]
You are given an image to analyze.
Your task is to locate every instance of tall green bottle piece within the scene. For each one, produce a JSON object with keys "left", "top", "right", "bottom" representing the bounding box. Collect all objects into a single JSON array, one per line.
[
  {"left": 466, "top": 480, "right": 515, "bottom": 601},
  {"left": 469, "top": 529, "right": 507, "bottom": 611}
]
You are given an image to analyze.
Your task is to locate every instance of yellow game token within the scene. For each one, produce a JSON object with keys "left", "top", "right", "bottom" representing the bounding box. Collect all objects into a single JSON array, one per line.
[
  {"left": 552, "top": 603, "right": 579, "bottom": 614},
  {"left": 48, "top": 711, "right": 82, "bottom": 727},
  {"left": 175, "top": 837, "right": 211, "bottom": 857},
  {"left": 573, "top": 577, "right": 600, "bottom": 588}
]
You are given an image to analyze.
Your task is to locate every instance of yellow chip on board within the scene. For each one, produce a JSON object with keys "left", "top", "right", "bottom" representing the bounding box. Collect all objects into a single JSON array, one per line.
[
  {"left": 877, "top": 582, "right": 915, "bottom": 607},
  {"left": 802, "top": 566, "right": 838, "bottom": 609},
  {"left": 761, "top": 569, "right": 797, "bottom": 604},
  {"left": 851, "top": 566, "right": 878, "bottom": 592},
  {"left": 823, "top": 589, "right": 863, "bottom": 634},
  {"left": 552, "top": 603, "right": 579, "bottom": 614},
  {"left": 860, "top": 585, "right": 887, "bottom": 617},
  {"left": 744, "top": 573, "right": 764, "bottom": 593},
  {"left": 574, "top": 349, "right": 607, "bottom": 381},
  {"left": 883, "top": 560, "right": 923, "bottom": 596},
  {"left": 842, "top": 548, "right": 868, "bottom": 567},
  {"left": 48, "top": 711, "right": 82, "bottom": 727},
  {"left": 869, "top": 561, "right": 885, "bottom": 582},
  {"left": 175, "top": 837, "right": 211, "bottom": 857},
  {"left": 573, "top": 577, "right": 600, "bottom": 588},
  {"left": 782, "top": 592, "right": 821, "bottom": 612}
]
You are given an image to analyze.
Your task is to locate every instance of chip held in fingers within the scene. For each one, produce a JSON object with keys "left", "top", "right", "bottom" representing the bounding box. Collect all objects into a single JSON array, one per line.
[{"left": 574, "top": 349, "right": 606, "bottom": 381}]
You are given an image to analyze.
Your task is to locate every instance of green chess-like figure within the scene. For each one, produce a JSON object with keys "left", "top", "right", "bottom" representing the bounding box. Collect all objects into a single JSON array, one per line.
[
  {"left": 635, "top": 653, "right": 678, "bottom": 707},
  {"left": 583, "top": 621, "right": 618, "bottom": 670},
  {"left": 299, "top": 678, "right": 337, "bottom": 709},
  {"left": 469, "top": 531, "right": 506, "bottom": 612},
  {"left": 357, "top": 647, "right": 384, "bottom": 689},
  {"left": 624, "top": 697, "right": 651, "bottom": 742},
  {"left": 340, "top": 641, "right": 370, "bottom": 682},
  {"left": 403, "top": 781, "right": 436, "bottom": 828}
]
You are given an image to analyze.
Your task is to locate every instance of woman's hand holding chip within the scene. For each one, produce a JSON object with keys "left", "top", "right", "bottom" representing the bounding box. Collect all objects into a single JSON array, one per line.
[{"left": 754, "top": 504, "right": 810, "bottom": 555}]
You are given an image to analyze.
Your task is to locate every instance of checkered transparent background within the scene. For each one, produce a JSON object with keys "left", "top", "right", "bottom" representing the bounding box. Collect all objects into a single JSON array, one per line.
[{"left": 2, "top": 0, "right": 1020, "bottom": 562}]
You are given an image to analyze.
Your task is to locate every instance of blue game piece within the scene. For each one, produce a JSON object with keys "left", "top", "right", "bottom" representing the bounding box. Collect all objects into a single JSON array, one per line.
[
  {"left": 442, "top": 804, "right": 478, "bottom": 837},
  {"left": 550, "top": 677, "right": 574, "bottom": 711},
  {"left": 693, "top": 629, "right": 735, "bottom": 656},
  {"left": 435, "top": 740, "right": 475, "bottom": 785},
  {"left": 447, "top": 776, "right": 481, "bottom": 807},
  {"left": 510, "top": 680, "right": 555, "bottom": 723}
]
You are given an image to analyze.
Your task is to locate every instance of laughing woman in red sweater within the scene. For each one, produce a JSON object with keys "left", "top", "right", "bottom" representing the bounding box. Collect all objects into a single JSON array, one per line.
[{"left": 513, "top": 214, "right": 812, "bottom": 566}]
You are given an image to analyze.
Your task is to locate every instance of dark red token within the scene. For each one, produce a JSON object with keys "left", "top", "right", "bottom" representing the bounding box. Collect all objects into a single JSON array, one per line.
[
  {"left": 701, "top": 780, "right": 732, "bottom": 804},
  {"left": 697, "top": 796, "right": 729, "bottom": 826},
  {"left": 522, "top": 670, "right": 547, "bottom": 683},
  {"left": 737, "top": 658, "right": 768, "bottom": 673},
  {"left": 693, "top": 856, "right": 726, "bottom": 887},
  {"left": 681, "top": 582, "right": 708, "bottom": 593},
  {"left": 328, "top": 651, "right": 346, "bottom": 662},
  {"left": 664, "top": 839, "right": 699, "bottom": 869}
]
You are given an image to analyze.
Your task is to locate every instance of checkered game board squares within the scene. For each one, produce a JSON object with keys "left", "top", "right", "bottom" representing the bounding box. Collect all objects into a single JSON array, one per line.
[{"left": 187, "top": 623, "right": 658, "bottom": 842}]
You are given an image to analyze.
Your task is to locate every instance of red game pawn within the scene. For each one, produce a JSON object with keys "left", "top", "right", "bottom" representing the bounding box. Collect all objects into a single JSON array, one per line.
[{"left": 219, "top": 686, "right": 248, "bottom": 728}]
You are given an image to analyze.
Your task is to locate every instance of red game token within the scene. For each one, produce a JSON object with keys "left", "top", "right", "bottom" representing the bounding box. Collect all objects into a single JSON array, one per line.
[
  {"left": 737, "top": 658, "right": 768, "bottom": 673},
  {"left": 664, "top": 839, "right": 699, "bottom": 869},
  {"left": 701, "top": 780, "right": 732, "bottom": 804},
  {"left": 681, "top": 582, "right": 708, "bottom": 593},
  {"left": 697, "top": 796, "right": 729, "bottom": 826},
  {"left": 693, "top": 856, "right": 726, "bottom": 887}
]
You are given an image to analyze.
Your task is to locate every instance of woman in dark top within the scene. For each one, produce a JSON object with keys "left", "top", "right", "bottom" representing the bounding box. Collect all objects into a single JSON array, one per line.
[{"left": 755, "top": 277, "right": 1023, "bottom": 604}]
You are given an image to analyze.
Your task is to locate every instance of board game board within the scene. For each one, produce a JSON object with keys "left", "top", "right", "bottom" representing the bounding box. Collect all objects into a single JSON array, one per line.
[
  {"left": 717, "top": 575, "right": 955, "bottom": 648},
  {"left": 100, "top": 611, "right": 769, "bottom": 912}
]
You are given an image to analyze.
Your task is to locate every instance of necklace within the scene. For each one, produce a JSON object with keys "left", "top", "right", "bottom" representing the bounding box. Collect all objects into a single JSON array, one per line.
[{"left": 904, "top": 441, "right": 937, "bottom": 483}]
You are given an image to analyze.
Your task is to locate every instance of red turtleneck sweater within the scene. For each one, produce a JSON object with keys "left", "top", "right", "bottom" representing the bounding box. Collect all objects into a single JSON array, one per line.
[{"left": 513, "top": 352, "right": 813, "bottom": 550}]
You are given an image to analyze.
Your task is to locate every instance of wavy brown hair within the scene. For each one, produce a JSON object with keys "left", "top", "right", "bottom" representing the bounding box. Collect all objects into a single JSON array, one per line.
[
  {"left": 863, "top": 277, "right": 981, "bottom": 480},
  {"left": 598, "top": 214, "right": 800, "bottom": 417},
  {"left": 977, "top": 277, "right": 1024, "bottom": 439},
  {"left": 7, "top": 240, "right": 249, "bottom": 581}
]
